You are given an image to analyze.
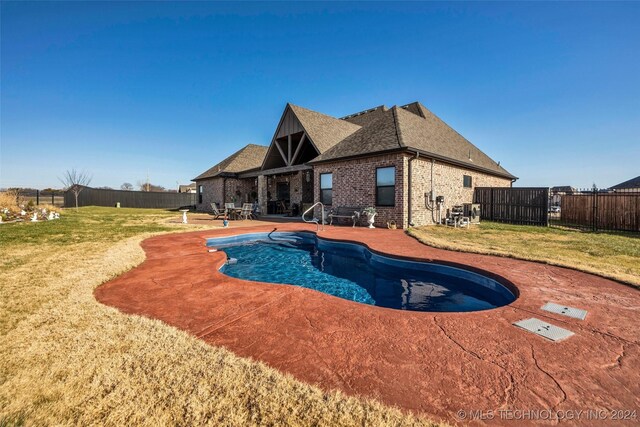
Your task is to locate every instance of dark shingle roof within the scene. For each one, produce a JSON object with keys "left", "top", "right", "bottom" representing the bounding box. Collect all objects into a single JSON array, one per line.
[
  {"left": 610, "top": 175, "right": 640, "bottom": 190},
  {"left": 311, "top": 101, "right": 515, "bottom": 179},
  {"left": 193, "top": 144, "right": 268, "bottom": 180},
  {"left": 195, "top": 101, "right": 515, "bottom": 180},
  {"left": 311, "top": 108, "right": 401, "bottom": 162},
  {"left": 289, "top": 104, "right": 361, "bottom": 153},
  {"left": 341, "top": 105, "right": 388, "bottom": 126},
  {"left": 395, "top": 104, "right": 515, "bottom": 178}
]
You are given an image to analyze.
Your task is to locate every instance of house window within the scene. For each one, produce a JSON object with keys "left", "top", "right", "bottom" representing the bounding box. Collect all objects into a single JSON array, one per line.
[
  {"left": 463, "top": 175, "right": 472, "bottom": 188},
  {"left": 320, "top": 173, "right": 332, "bottom": 205},
  {"left": 376, "top": 166, "right": 395, "bottom": 206},
  {"left": 198, "top": 185, "right": 203, "bottom": 204}
]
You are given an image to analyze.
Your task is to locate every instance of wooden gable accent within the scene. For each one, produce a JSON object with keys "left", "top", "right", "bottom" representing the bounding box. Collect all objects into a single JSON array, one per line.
[
  {"left": 262, "top": 105, "right": 319, "bottom": 170},
  {"left": 276, "top": 107, "right": 304, "bottom": 139}
]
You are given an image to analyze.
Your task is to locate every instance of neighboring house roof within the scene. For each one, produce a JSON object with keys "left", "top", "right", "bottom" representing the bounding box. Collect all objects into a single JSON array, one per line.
[
  {"left": 610, "top": 175, "right": 640, "bottom": 190},
  {"left": 550, "top": 186, "right": 576, "bottom": 193},
  {"left": 192, "top": 144, "right": 268, "bottom": 180},
  {"left": 311, "top": 102, "right": 515, "bottom": 179},
  {"left": 178, "top": 184, "right": 196, "bottom": 192},
  {"left": 288, "top": 104, "right": 361, "bottom": 153}
]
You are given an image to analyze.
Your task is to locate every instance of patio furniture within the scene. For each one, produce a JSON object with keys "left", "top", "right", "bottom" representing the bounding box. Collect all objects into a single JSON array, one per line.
[
  {"left": 210, "top": 203, "right": 224, "bottom": 219},
  {"left": 278, "top": 201, "right": 292, "bottom": 216},
  {"left": 267, "top": 200, "right": 278, "bottom": 214},
  {"left": 445, "top": 213, "right": 470, "bottom": 228},
  {"left": 224, "top": 203, "right": 239, "bottom": 220},
  {"left": 239, "top": 203, "right": 253, "bottom": 220},
  {"left": 328, "top": 207, "right": 362, "bottom": 227}
]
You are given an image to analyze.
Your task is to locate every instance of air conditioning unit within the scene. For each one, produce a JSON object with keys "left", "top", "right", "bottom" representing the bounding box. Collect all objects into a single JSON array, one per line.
[{"left": 463, "top": 203, "right": 481, "bottom": 223}]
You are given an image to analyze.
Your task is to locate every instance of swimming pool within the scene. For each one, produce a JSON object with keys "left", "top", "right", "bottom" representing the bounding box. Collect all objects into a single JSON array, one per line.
[{"left": 207, "top": 231, "right": 516, "bottom": 312}]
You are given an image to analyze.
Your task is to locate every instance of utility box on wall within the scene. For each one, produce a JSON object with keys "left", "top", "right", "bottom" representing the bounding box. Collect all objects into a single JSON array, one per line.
[{"left": 463, "top": 203, "right": 481, "bottom": 223}]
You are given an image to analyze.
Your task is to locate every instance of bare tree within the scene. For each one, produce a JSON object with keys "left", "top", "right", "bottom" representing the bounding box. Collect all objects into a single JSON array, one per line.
[
  {"left": 137, "top": 181, "right": 165, "bottom": 192},
  {"left": 121, "top": 182, "right": 134, "bottom": 191},
  {"left": 59, "top": 169, "right": 92, "bottom": 209}
]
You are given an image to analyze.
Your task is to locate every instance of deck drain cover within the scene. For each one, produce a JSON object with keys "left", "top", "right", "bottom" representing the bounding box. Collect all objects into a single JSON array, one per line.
[
  {"left": 513, "top": 318, "right": 574, "bottom": 342},
  {"left": 541, "top": 302, "right": 587, "bottom": 320}
]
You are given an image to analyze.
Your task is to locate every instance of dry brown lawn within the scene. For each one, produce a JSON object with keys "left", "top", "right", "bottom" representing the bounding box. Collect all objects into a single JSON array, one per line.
[
  {"left": 408, "top": 222, "right": 640, "bottom": 288},
  {"left": 0, "top": 207, "right": 441, "bottom": 426}
]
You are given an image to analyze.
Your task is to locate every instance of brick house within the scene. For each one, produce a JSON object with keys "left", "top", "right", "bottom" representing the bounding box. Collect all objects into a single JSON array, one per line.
[{"left": 193, "top": 102, "right": 516, "bottom": 227}]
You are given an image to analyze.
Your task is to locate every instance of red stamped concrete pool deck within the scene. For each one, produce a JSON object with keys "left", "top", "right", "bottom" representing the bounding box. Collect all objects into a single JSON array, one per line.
[{"left": 95, "top": 224, "right": 640, "bottom": 425}]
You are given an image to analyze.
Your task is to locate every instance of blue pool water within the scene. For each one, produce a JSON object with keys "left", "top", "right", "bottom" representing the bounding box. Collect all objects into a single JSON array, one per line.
[{"left": 208, "top": 232, "right": 516, "bottom": 312}]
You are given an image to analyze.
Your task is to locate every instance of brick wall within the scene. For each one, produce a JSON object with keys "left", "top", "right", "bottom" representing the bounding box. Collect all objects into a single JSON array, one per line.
[
  {"left": 312, "top": 153, "right": 512, "bottom": 228},
  {"left": 313, "top": 154, "right": 405, "bottom": 227},
  {"left": 406, "top": 155, "right": 512, "bottom": 226},
  {"left": 195, "top": 178, "right": 221, "bottom": 212},
  {"left": 196, "top": 156, "right": 512, "bottom": 224}
]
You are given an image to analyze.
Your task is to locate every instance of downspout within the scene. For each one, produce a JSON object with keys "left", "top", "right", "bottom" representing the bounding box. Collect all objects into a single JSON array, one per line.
[
  {"left": 431, "top": 159, "right": 437, "bottom": 224},
  {"left": 407, "top": 151, "right": 419, "bottom": 227},
  {"left": 223, "top": 178, "right": 227, "bottom": 204}
]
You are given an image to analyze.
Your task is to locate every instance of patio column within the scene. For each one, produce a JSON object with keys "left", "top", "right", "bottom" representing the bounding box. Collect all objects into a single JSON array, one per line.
[{"left": 258, "top": 175, "right": 267, "bottom": 216}]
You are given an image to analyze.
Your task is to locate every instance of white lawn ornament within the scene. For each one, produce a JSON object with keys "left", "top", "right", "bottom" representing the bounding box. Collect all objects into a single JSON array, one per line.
[
  {"left": 180, "top": 209, "right": 189, "bottom": 224},
  {"left": 48, "top": 212, "right": 55, "bottom": 220},
  {"left": 20, "top": 210, "right": 26, "bottom": 216},
  {"left": 367, "top": 212, "right": 377, "bottom": 228},
  {"left": 31, "top": 212, "right": 39, "bottom": 222},
  {"left": 54, "top": 212, "right": 60, "bottom": 219}
]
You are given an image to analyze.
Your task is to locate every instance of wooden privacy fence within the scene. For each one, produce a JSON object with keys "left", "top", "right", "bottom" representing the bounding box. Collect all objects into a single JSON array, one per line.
[
  {"left": 474, "top": 187, "right": 549, "bottom": 226},
  {"left": 559, "top": 190, "right": 640, "bottom": 232},
  {"left": 65, "top": 186, "right": 196, "bottom": 209}
]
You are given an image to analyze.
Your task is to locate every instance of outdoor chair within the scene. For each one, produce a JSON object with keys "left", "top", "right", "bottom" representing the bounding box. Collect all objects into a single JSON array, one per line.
[
  {"left": 239, "top": 203, "right": 253, "bottom": 220},
  {"left": 252, "top": 202, "right": 261, "bottom": 218},
  {"left": 224, "top": 203, "right": 237, "bottom": 220},
  {"left": 210, "top": 203, "right": 224, "bottom": 220}
]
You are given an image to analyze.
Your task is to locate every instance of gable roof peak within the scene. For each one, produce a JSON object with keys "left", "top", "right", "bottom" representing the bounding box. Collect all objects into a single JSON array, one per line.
[
  {"left": 192, "top": 143, "right": 268, "bottom": 181},
  {"left": 285, "top": 103, "right": 361, "bottom": 153}
]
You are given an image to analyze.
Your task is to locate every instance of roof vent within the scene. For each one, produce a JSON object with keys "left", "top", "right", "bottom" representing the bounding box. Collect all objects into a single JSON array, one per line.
[{"left": 340, "top": 105, "right": 385, "bottom": 120}]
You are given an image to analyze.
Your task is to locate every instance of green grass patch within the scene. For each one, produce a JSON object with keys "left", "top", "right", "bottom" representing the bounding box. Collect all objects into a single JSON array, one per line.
[
  {"left": 0, "top": 207, "right": 177, "bottom": 246},
  {"left": 408, "top": 222, "right": 640, "bottom": 288}
]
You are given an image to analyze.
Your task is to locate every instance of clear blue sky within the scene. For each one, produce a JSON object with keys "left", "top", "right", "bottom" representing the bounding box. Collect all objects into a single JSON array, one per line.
[{"left": 1, "top": 2, "right": 638, "bottom": 190}]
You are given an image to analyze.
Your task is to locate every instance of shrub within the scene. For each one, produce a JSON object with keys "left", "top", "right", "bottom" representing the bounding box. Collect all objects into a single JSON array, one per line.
[{"left": 0, "top": 190, "right": 20, "bottom": 211}]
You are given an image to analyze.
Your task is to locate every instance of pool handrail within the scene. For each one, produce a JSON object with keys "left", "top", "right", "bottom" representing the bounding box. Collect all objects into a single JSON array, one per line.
[{"left": 302, "top": 202, "right": 325, "bottom": 231}]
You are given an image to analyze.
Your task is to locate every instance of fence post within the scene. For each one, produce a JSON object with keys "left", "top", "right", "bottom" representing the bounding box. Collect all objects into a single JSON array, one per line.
[
  {"left": 52, "top": 192, "right": 55, "bottom": 205},
  {"left": 490, "top": 188, "right": 494, "bottom": 221},
  {"left": 544, "top": 188, "right": 549, "bottom": 226},
  {"left": 592, "top": 188, "right": 598, "bottom": 232},
  {"left": 36, "top": 190, "right": 40, "bottom": 206}
]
